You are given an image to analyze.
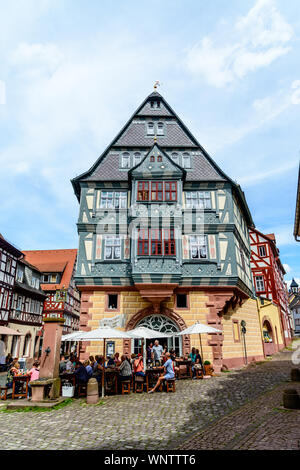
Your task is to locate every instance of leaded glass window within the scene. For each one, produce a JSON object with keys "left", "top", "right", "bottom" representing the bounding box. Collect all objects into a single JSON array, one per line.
[
  {"left": 190, "top": 235, "right": 208, "bottom": 259},
  {"left": 104, "top": 236, "right": 121, "bottom": 260},
  {"left": 185, "top": 191, "right": 211, "bottom": 209},
  {"left": 100, "top": 191, "right": 127, "bottom": 209}
]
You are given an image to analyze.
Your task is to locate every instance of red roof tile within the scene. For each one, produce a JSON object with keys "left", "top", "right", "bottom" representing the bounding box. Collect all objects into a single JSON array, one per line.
[{"left": 23, "top": 249, "right": 77, "bottom": 290}]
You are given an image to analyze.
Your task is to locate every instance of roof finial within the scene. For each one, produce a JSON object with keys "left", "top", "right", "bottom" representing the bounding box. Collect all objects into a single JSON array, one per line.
[
  {"left": 154, "top": 80, "right": 161, "bottom": 91},
  {"left": 154, "top": 135, "right": 157, "bottom": 143}
]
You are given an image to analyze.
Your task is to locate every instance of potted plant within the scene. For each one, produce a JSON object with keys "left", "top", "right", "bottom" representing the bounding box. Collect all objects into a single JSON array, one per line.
[{"left": 204, "top": 361, "right": 214, "bottom": 376}]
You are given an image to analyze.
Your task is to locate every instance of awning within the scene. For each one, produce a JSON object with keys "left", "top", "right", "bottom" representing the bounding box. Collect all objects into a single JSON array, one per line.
[{"left": 0, "top": 326, "right": 23, "bottom": 336}]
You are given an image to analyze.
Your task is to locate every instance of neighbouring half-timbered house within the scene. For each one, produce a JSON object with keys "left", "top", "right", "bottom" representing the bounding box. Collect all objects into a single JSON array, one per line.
[
  {"left": 250, "top": 228, "right": 293, "bottom": 352},
  {"left": 7, "top": 257, "right": 46, "bottom": 359},
  {"left": 71, "top": 90, "right": 265, "bottom": 370},
  {"left": 23, "top": 250, "right": 81, "bottom": 338}
]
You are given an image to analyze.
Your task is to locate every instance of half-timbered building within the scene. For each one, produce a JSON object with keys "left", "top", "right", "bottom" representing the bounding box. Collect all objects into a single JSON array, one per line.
[
  {"left": 23, "top": 249, "right": 81, "bottom": 336},
  {"left": 7, "top": 257, "right": 46, "bottom": 358},
  {"left": 71, "top": 90, "right": 265, "bottom": 370},
  {"left": 250, "top": 228, "right": 293, "bottom": 351},
  {"left": 0, "top": 234, "right": 22, "bottom": 326}
]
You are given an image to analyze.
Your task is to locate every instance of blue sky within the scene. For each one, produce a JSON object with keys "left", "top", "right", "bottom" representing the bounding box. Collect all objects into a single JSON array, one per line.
[{"left": 0, "top": 0, "right": 299, "bottom": 285}]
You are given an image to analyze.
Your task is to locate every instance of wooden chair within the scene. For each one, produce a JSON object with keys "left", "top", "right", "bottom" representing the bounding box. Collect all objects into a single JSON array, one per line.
[
  {"left": 77, "top": 383, "right": 88, "bottom": 398},
  {"left": 134, "top": 375, "right": 144, "bottom": 393},
  {"left": 121, "top": 380, "right": 131, "bottom": 395},
  {"left": 166, "top": 379, "right": 176, "bottom": 393},
  {"left": 195, "top": 367, "right": 204, "bottom": 379}
]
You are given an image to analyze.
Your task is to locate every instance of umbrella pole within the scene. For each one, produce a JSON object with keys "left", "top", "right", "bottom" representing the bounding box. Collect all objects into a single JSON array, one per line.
[
  {"left": 102, "top": 339, "right": 106, "bottom": 398},
  {"left": 199, "top": 333, "right": 204, "bottom": 363}
]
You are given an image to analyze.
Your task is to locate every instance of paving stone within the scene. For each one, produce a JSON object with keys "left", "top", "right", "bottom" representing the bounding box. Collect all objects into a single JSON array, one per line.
[{"left": 0, "top": 349, "right": 297, "bottom": 450}]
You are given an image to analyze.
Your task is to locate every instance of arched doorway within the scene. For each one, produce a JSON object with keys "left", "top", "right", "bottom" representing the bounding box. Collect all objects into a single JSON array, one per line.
[
  {"left": 262, "top": 318, "right": 275, "bottom": 356},
  {"left": 132, "top": 314, "right": 182, "bottom": 356}
]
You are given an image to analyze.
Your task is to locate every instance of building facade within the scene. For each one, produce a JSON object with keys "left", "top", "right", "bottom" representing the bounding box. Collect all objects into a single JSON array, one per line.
[
  {"left": 23, "top": 249, "right": 81, "bottom": 336},
  {"left": 250, "top": 228, "right": 293, "bottom": 349},
  {"left": 289, "top": 279, "right": 300, "bottom": 335},
  {"left": 7, "top": 258, "right": 46, "bottom": 359},
  {"left": 72, "top": 90, "right": 265, "bottom": 370}
]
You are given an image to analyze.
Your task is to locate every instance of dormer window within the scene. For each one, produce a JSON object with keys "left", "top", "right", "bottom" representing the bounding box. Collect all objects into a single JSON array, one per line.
[
  {"left": 157, "top": 156, "right": 162, "bottom": 162},
  {"left": 121, "top": 153, "right": 130, "bottom": 168},
  {"left": 150, "top": 101, "right": 160, "bottom": 109},
  {"left": 157, "top": 122, "right": 164, "bottom": 135},
  {"left": 183, "top": 153, "right": 191, "bottom": 169},
  {"left": 171, "top": 152, "right": 179, "bottom": 164},
  {"left": 133, "top": 152, "right": 142, "bottom": 166},
  {"left": 147, "top": 122, "right": 155, "bottom": 135}
]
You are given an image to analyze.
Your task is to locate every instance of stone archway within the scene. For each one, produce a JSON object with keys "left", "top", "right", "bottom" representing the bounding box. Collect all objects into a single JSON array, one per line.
[
  {"left": 262, "top": 316, "right": 276, "bottom": 356},
  {"left": 123, "top": 305, "right": 190, "bottom": 355}
]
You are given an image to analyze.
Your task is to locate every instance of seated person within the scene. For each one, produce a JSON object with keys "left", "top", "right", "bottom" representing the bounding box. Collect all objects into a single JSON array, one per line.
[
  {"left": 74, "top": 361, "right": 89, "bottom": 384},
  {"left": 117, "top": 355, "right": 132, "bottom": 382},
  {"left": 89, "top": 356, "right": 95, "bottom": 369},
  {"left": 106, "top": 356, "right": 116, "bottom": 370},
  {"left": 133, "top": 354, "right": 145, "bottom": 377},
  {"left": 114, "top": 352, "right": 121, "bottom": 366},
  {"left": 189, "top": 347, "right": 197, "bottom": 365},
  {"left": 59, "top": 355, "right": 67, "bottom": 374},
  {"left": 6, "top": 361, "right": 21, "bottom": 393},
  {"left": 148, "top": 352, "right": 175, "bottom": 393},
  {"left": 93, "top": 356, "right": 104, "bottom": 383},
  {"left": 65, "top": 355, "right": 75, "bottom": 373},
  {"left": 192, "top": 349, "right": 204, "bottom": 377},
  {"left": 27, "top": 361, "right": 40, "bottom": 398},
  {"left": 84, "top": 360, "right": 93, "bottom": 379}
]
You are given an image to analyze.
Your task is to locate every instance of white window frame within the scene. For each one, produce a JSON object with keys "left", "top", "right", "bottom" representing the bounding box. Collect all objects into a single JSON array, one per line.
[
  {"left": 255, "top": 275, "right": 265, "bottom": 292},
  {"left": 100, "top": 191, "right": 127, "bottom": 209},
  {"left": 104, "top": 236, "right": 121, "bottom": 260},
  {"left": 133, "top": 152, "right": 142, "bottom": 166},
  {"left": 186, "top": 191, "right": 211, "bottom": 209},
  {"left": 189, "top": 235, "right": 208, "bottom": 259},
  {"left": 147, "top": 122, "right": 155, "bottom": 135},
  {"left": 258, "top": 245, "right": 266, "bottom": 257},
  {"left": 157, "top": 122, "right": 164, "bottom": 135},
  {"left": 182, "top": 153, "right": 191, "bottom": 169},
  {"left": 121, "top": 153, "right": 130, "bottom": 169},
  {"left": 171, "top": 152, "right": 179, "bottom": 164},
  {"left": 16, "top": 269, "right": 23, "bottom": 283}
]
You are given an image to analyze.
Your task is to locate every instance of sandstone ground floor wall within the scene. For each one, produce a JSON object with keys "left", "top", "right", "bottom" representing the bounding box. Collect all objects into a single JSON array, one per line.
[
  {"left": 78, "top": 286, "right": 266, "bottom": 370},
  {"left": 257, "top": 299, "right": 285, "bottom": 355}
]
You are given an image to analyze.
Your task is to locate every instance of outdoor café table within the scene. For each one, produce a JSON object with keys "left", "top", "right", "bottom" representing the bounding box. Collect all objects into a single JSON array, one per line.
[
  {"left": 12, "top": 375, "right": 30, "bottom": 399},
  {"left": 176, "top": 359, "right": 192, "bottom": 379},
  {"left": 146, "top": 367, "right": 164, "bottom": 392},
  {"left": 105, "top": 369, "right": 118, "bottom": 395}
]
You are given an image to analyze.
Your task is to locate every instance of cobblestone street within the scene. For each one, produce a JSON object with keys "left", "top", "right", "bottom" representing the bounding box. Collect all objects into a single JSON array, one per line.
[{"left": 0, "top": 349, "right": 299, "bottom": 450}]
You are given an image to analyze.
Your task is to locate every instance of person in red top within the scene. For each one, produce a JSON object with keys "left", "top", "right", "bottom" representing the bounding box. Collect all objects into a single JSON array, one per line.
[
  {"left": 133, "top": 354, "right": 145, "bottom": 377},
  {"left": 27, "top": 361, "right": 40, "bottom": 399}
]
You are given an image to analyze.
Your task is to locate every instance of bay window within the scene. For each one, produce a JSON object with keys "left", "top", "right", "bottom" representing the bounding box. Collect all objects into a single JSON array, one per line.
[
  {"left": 186, "top": 191, "right": 211, "bottom": 209},
  {"left": 104, "top": 236, "right": 121, "bottom": 260},
  {"left": 137, "top": 181, "right": 177, "bottom": 202},
  {"left": 190, "top": 235, "right": 208, "bottom": 259},
  {"left": 138, "top": 229, "right": 176, "bottom": 256},
  {"left": 100, "top": 191, "right": 127, "bottom": 209}
]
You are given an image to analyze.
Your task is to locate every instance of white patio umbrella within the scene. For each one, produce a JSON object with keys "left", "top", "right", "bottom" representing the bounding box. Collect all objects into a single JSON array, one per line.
[
  {"left": 61, "top": 331, "right": 85, "bottom": 342},
  {"left": 75, "top": 327, "right": 133, "bottom": 397},
  {"left": 175, "top": 322, "right": 222, "bottom": 363},
  {"left": 127, "top": 326, "right": 172, "bottom": 366}
]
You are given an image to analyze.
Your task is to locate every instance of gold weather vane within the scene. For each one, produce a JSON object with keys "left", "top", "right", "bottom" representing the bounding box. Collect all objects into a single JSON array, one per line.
[{"left": 154, "top": 80, "right": 161, "bottom": 90}]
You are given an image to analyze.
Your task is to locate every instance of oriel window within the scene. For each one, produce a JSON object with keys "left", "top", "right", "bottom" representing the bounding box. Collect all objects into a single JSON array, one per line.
[
  {"left": 137, "top": 182, "right": 149, "bottom": 201},
  {"left": 190, "top": 235, "right": 208, "bottom": 259},
  {"left": 104, "top": 236, "right": 121, "bottom": 260},
  {"left": 151, "top": 182, "right": 163, "bottom": 201},
  {"left": 165, "top": 182, "right": 177, "bottom": 201}
]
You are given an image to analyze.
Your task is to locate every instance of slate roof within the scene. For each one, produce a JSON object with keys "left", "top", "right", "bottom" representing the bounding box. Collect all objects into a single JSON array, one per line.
[
  {"left": 137, "top": 101, "right": 173, "bottom": 116},
  {"left": 114, "top": 121, "right": 197, "bottom": 147},
  {"left": 291, "top": 278, "right": 299, "bottom": 288}
]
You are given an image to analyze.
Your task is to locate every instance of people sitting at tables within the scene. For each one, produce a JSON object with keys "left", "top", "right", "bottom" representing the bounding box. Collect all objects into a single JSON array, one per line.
[
  {"left": 84, "top": 360, "right": 93, "bottom": 379},
  {"left": 93, "top": 355, "right": 104, "bottom": 383},
  {"left": 118, "top": 355, "right": 132, "bottom": 382},
  {"left": 146, "top": 342, "right": 153, "bottom": 364},
  {"left": 192, "top": 349, "right": 204, "bottom": 378},
  {"left": 74, "top": 361, "right": 89, "bottom": 384},
  {"left": 189, "top": 347, "right": 197, "bottom": 364},
  {"left": 59, "top": 355, "right": 67, "bottom": 373},
  {"left": 148, "top": 352, "right": 175, "bottom": 393},
  {"left": 6, "top": 360, "right": 22, "bottom": 394},
  {"left": 114, "top": 352, "right": 121, "bottom": 366},
  {"left": 152, "top": 340, "right": 164, "bottom": 365},
  {"left": 27, "top": 361, "right": 40, "bottom": 398},
  {"left": 106, "top": 356, "right": 116, "bottom": 369},
  {"left": 133, "top": 354, "right": 145, "bottom": 377},
  {"left": 65, "top": 355, "right": 75, "bottom": 373}
]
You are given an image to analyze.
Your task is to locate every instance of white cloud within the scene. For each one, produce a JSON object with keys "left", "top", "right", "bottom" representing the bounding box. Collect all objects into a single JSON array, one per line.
[
  {"left": 283, "top": 263, "right": 291, "bottom": 273},
  {"left": 185, "top": 0, "right": 293, "bottom": 87}
]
